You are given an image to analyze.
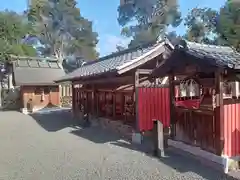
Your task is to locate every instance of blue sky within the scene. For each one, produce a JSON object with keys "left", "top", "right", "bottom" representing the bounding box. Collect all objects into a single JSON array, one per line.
[{"left": 0, "top": 0, "right": 226, "bottom": 57}]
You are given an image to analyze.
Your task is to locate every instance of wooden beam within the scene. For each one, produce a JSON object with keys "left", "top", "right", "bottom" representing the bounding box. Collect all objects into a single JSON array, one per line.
[
  {"left": 136, "top": 69, "right": 152, "bottom": 75},
  {"left": 117, "top": 44, "right": 165, "bottom": 75},
  {"left": 74, "top": 75, "right": 134, "bottom": 85}
]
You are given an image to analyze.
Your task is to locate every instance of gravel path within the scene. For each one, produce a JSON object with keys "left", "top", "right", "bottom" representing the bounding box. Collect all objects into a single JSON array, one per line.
[{"left": 0, "top": 111, "right": 236, "bottom": 180}]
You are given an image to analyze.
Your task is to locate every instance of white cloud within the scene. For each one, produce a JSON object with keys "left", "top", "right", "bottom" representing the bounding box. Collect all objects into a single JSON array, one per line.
[{"left": 98, "top": 34, "right": 131, "bottom": 57}]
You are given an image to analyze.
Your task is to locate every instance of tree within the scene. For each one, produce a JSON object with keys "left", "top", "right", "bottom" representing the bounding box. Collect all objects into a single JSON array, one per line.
[
  {"left": 118, "top": 0, "right": 182, "bottom": 47},
  {"left": 183, "top": 1, "right": 240, "bottom": 52},
  {"left": 183, "top": 8, "right": 219, "bottom": 44},
  {"left": 28, "top": 0, "right": 99, "bottom": 62},
  {"left": 0, "top": 10, "right": 36, "bottom": 60},
  {"left": 216, "top": 0, "right": 240, "bottom": 51}
]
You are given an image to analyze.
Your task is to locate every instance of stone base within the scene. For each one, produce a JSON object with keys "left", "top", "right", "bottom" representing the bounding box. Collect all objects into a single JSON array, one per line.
[
  {"left": 21, "top": 108, "right": 29, "bottom": 114},
  {"left": 21, "top": 107, "right": 40, "bottom": 114},
  {"left": 132, "top": 132, "right": 142, "bottom": 144}
]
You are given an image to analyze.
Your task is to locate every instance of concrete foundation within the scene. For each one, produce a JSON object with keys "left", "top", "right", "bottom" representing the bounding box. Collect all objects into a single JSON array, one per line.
[{"left": 168, "top": 139, "right": 240, "bottom": 174}]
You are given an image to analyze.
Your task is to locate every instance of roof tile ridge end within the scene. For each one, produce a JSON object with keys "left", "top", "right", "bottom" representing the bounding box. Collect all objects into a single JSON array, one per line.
[{"left": 186, "top": 40, "right": 233, "bottom": 50}]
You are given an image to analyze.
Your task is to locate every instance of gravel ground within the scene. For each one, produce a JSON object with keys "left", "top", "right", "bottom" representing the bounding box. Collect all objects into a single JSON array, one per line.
[{"left": 0, "top": 110, "right": 237, "bottom": 180}]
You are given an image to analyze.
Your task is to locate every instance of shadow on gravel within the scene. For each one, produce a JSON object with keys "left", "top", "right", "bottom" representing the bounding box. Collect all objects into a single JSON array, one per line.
[
  {"left": 30, "top": 110, "right": 80, "bottom": 132},
  {"left": 70, "top": 127, "right": 121, "bottom": 144},
  {"left": 29, "top": 110, "right": 239, "bottom": 179},
  {"left": 30, "top": 110, "right": 122, "bottom": 144},
  {"left": 110, "top": 140, "right": 239, "bottom": 180}
]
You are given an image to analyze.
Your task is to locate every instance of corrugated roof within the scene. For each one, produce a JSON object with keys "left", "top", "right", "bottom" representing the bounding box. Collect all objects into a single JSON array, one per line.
[
  {"left": 13, "top": 59, "right": 65, "bottom": 86},
  {"left": 55, "top": 40, "right": 170, "bottom": 82},
  {"left": 183, "top": 41, "right": 240, "bottom": 68}
]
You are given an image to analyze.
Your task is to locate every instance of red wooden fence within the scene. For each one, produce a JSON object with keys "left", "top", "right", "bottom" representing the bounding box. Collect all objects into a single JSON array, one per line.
[
  {"left": 138, "top": 87, "right": 170, "bottom": 131},
  {"left": 223, "top": 103, "right": 240, "bottom": 157}
]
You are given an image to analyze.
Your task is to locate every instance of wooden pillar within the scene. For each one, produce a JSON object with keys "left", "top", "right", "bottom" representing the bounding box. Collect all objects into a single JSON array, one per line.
[
  {"left": 78, "top": 88, "right": 81, "bottom": 111},
  {"left": 112, "top": 91, "right": 116, "bottom": 119},
  {"left": 72, "top": 84, "right": 76, "bottom": 113},
  {"left": 169, "top": 73, "right": 176, "bottom": 138},
  {"left": 84, "top": 90, "right": 88, "bottom": 114},
  {"left": 215, "top": 70, "right": 224, "bottom": 156},
  {"left": 121, "top": 92, "right": 124, "bottom": 119},
  {"left": 104, "top": 91, "right": 106, "bottom": 117},
  {"left": 93, "top": 85, "right": 97, "bottom": 117},
  {"left": 135, "top": 70, "right": 140, "bottom": 130},
  {"left": 91, "top": 86, "right": 95, "bottom": 116},
  {"left": 80, "top": 89, "right": 82, "bottom": 112}
]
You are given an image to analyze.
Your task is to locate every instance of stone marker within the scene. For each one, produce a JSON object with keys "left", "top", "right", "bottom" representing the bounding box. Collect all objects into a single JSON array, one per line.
[{"left": 153, "top": 119, "right": 165, "bottom": 157}]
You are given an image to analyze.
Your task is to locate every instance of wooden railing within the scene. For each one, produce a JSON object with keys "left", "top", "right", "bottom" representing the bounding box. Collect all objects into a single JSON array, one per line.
[{"left": 74, "top": 88, "right": 136, "bottom": 126}]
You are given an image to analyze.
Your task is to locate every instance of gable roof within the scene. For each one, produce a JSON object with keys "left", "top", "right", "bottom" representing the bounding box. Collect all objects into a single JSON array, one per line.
[
  {"left": 152, "top": 40, "right": 240, "bottom": 77},
  {"left": 13, "top": 57, "right": 65, "bottom": 86},
  {"left": 55, "top": 39, "right": 173, "bottom": 83},
  {"left": 181, "top": 41, "right": 240, "bottom": 68}
]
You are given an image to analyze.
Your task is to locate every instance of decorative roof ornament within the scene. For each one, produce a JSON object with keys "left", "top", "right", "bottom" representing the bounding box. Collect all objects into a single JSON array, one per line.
[{"left": 176, "top": 39, "right": 188, "bottom": 50}]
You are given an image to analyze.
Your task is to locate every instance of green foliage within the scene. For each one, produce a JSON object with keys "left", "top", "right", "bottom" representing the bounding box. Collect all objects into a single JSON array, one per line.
[
  {"left": 118, "top": 0, "right": 182, "bottom": 47},
  {"left": 183, "top": 1, "right": 240, "bottom": 52},
  {"left": 28, "top": 0, "right": 99, "bottom": 61},
  {"left": 183, "top": 8, "right": 219, "bottom": 43},
  {"left": 0, "top": 10, "right": 36, "bottom": 60},
  {"left": 217, "top": 0, "right": 240, "bottom": 51}
]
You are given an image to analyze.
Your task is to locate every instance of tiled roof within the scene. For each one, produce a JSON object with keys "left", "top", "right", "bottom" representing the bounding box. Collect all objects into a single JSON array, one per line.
[
  {"left": 182, "top": 41, "right": 240, "bottom": 68},
  {"left": 151, "top": 40, "right": 240, "bottom": 77},
  {"left": 13, "top": 58, "right": 65, "bottom": 86},
  {"left": 55, "top": 40, "right": 170, "bottom": 82}
]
